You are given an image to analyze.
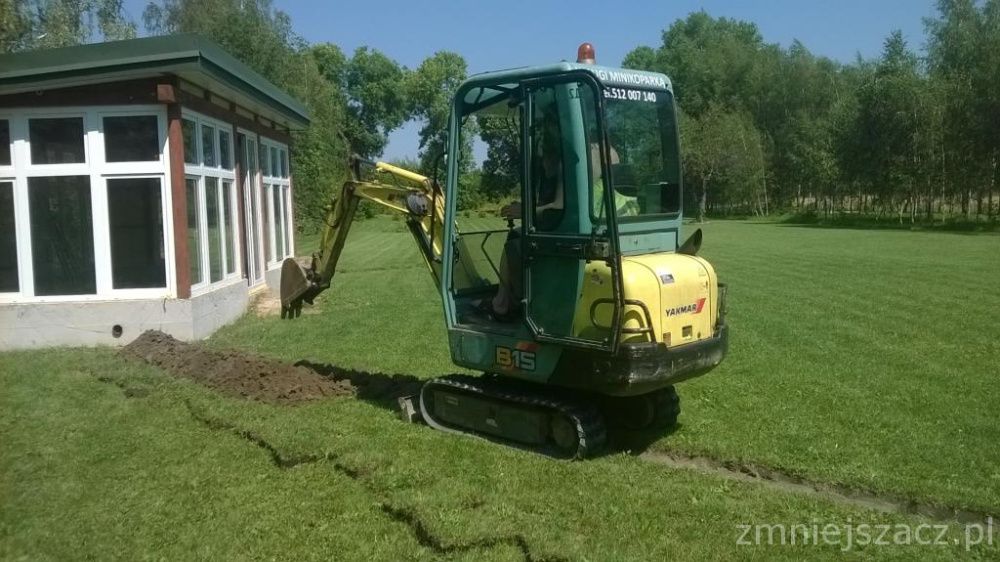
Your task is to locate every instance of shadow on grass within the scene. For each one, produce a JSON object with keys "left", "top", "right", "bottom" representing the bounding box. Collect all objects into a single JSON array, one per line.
[{"left": 295, "top": 359, "right": 676, "bottom": 457}]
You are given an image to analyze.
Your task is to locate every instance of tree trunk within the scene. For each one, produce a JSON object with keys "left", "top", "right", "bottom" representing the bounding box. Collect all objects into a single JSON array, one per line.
[
  {"left": 762, "top": 174, "right": 768, "bottom": 216},
  {"left": 990, "top": 155, "right": 997, "bottom": 222},
  {"left": 699, "top": 177, "right": 708, "bottom": 223}
]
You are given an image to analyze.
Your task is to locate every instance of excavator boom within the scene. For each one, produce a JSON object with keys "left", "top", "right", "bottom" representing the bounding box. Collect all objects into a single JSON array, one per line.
[{"left": 280, "top": 156, "right": 445, "bottom": 317}]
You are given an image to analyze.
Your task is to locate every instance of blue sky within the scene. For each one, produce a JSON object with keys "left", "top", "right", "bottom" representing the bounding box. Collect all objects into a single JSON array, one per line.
[{"left": 122, "top": 0, "right": 939, "bottom": 160}]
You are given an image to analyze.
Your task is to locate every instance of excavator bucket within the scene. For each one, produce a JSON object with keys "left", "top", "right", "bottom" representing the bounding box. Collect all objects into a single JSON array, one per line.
[{"left": 280, "top": 257, "right": 311, "bottom": 317}]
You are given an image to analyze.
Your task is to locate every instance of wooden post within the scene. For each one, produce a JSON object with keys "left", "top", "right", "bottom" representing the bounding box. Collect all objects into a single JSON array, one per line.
[
  {"left": 166, "top": 103, "right": 191, "bottom": 299},
  {"left": 233, "top": 123, "right": 248, "bottom": 282}
]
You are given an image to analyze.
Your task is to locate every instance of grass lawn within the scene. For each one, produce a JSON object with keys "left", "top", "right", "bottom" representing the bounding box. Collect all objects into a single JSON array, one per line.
[{"left": 2, "top": 217, "right": 999, "bottom": 560}]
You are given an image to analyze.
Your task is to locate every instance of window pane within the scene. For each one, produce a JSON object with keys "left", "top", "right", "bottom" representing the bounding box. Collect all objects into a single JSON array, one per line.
[
  {"left": 182, "top": 119, "right": 197, "bottom": 164},
  {"left": 219, "top": 130, "right": 232, "bottom": 170},
  {"left": 223, "top": 181, "right": 235, "bottom": 274},
  {"left": 270, "top": 147, "right": 278, "bottom": 177},
  {"left": 202, "top": 125, "right": 217, "bottom": 167},
  {"left": 280, "top": 149, "right": 288, "bottom": 178},
  {"left": 206, "top": 177, "right": 222, "bottom": 282},
  {"left": 28, "top": 176, "right": 95, "bottom": 295},
  {"left": 0, "top": 120, "right": 10, "bottom": 166},
  {"left": 0, "top": 182, "right": 17, "bottom": 291},
  {"left": 262, "top": 183, "right": 272, "bottom": 262},
  {"left": 260, "top": 144, "right": 269, "bottom": 177},
  {"left": 186, "top": 178, "right": 202, "bottom": 284},
  {"left": 30, "top": 118, "right": 85, "bottom": 165},
  {"left": 108, "top": 178, "right": 165, "bottom": 289},
  {"left": 273, "top": 184, "right": 285, "bottom": 259},
  {"left": 247, "top": 140, "right": 257, "bottom": 173},
  {"left": 284, "top": 186, "right": 293, "bottom": 257},
  {"left": 103, "top": 116, "right": 159, "bottom": 162},
  {"left": 249, "top": 180, "right": 260, "bottom": 279}
]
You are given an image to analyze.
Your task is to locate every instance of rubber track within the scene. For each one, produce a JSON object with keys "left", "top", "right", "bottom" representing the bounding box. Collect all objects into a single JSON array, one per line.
[{"left": 419, "top": 374, "right": 607, "bottom": 459}]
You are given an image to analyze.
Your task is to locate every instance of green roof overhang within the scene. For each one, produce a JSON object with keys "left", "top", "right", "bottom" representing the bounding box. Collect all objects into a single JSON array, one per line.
[{"left": 0, "top": 34, "right": 309, "bottom": 129}]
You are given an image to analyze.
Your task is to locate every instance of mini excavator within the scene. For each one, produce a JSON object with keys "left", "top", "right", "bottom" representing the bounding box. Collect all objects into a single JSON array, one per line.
[{"left": 281, "top": 44, "right": 728, "bottom": 458}]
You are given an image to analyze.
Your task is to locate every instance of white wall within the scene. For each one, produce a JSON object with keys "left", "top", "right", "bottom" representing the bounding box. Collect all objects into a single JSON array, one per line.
[{"left": 0, "top": 279, "right": 248, "bottom": 350}]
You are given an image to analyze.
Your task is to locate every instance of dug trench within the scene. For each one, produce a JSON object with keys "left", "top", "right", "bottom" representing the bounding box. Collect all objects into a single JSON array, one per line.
[
  {"left": 116, "top": 330, "right": 996, "bottom": 531},
  {"left": 113, "top": 331, "right": 561, "bottom": 561}
]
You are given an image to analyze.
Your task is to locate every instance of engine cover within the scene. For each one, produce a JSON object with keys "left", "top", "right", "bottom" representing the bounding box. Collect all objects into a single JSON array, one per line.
[{"left": 574, "top": 253, "right": 720, "bottom": 348}]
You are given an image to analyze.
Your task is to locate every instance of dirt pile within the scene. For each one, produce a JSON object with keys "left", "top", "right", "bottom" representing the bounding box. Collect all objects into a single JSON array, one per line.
[{"left": 121, "top": 330, "right": 355, "bottom": 404}]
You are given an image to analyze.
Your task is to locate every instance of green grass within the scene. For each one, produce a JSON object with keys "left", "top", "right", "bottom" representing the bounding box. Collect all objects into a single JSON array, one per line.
[{"left": 3, "top": 217, "right": 999, "bottom": 560}]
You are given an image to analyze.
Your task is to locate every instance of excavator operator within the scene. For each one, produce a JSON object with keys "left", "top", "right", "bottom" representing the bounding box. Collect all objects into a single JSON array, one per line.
[{"left": 486, "top": 110, "right": 564, "bottom": 321}]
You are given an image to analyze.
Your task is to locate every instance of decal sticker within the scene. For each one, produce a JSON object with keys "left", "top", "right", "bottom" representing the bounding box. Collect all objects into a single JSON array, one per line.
[
  {"left": 665, "top": 298, "right": 706, "bottom": 317},
  {"left": 496, "top": 344, "right": 536, "bottom": 371},
  {"left": 594, "top": 69, "right": 669, "bottom": 90},
  {"left": 603, "top": 87, "right": 658, "bottom": 103},
  {"left": 657, "top": 269, "right": 675, "bottom": 284}
]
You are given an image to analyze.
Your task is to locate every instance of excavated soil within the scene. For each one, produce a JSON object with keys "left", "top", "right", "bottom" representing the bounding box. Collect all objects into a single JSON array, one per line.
[{"left": 121, "top": 330, "right": 355, "bottom": 404}]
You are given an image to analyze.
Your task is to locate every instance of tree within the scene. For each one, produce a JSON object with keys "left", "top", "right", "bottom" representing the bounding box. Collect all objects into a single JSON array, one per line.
[
  {"left": 926, "top": 0, "right": 1000, "bottom": 220},
  {"left": 144, "top": 0, "right": 302, "bottom": 86},
  {"left": 682, "top": 105, "right": 766, "bottom": 221},
  {"left": 841, "top": 32, "right": 927, "bottom": 221},
  {"left": 311, "top": 44, "right": 409, "bottom": 159},
  {"left": 406, "top": 51, "right": 467, "bottom": 173},
  {"left": 1, "top": 0, "right": 135, "bottom": 53}
]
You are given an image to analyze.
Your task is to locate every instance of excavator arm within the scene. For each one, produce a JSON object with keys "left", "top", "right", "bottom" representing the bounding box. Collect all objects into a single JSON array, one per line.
[{"left": 279, "top": 156, "right": 445, "bottom": 317}]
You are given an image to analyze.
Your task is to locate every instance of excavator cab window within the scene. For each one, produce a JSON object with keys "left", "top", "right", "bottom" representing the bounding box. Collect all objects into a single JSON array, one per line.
[
  {"left": 527, "top": 87, "right": 565, "bottom": 232},
  {"left": 450, "top": 85, "right": 523, "bottom": 309},
  {"left": 600, "top": 89, "right": 681, "bottom": 219}
]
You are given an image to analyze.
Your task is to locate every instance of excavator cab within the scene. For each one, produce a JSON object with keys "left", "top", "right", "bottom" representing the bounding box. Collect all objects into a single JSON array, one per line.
[
  {"left": 445, "top": 73, "right": 619, "bottom": 344},
  {"left": 440, "top": 58, "right": 726, "bottom": 393},
  {"left": 280, "top": 45, "right": 728, "bottom": 458}
]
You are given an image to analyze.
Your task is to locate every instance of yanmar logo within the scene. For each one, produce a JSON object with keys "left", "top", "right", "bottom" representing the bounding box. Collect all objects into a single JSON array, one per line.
[{"left": 666, "top": 298, "right": 706, "bottom": 317}]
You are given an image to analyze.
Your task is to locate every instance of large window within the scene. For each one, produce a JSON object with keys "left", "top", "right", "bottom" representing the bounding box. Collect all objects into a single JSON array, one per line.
[
  {"left": 29, "top": 176, "right": 96, "bottom": 296},
  {"left": 239, "top": 133, "right": 263, "bottom": 285},
  {"left": 0, "top": 108, "right": 171, "bottom": 301},
  {"left": 261, "top": 139, "right": 292, "bottom": 265},
  {"left": 0, "top": 181, "right": 18, "bottom": 292},
  {"left": 0, "top": 119, "right": 14, "bottom": 292},
  {"left": 108, "top": 177, "right": 165, "bottom": 289},
  {"left": 185, "top": 177, "right": 202, "bottom": 285},
  {"left": 182, "top": 111, "right": 240, "bottom": 292}
]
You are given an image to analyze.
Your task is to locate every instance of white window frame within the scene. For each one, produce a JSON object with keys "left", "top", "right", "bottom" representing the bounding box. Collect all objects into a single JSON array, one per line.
[
  {"left": 0, "top": 117, "right": 16, "bottom": 295},
  {"left": 260, "top": 138, "right": 293, "bottom": 267},
  {"left": 238, "top": 128, "right": 266, "bottom": 287},
  {"left": 182, "top": 110, "right": 242, "bottom": 297},
  {"left": 0, "top": 106, "right": 175, "bottom": 304}
]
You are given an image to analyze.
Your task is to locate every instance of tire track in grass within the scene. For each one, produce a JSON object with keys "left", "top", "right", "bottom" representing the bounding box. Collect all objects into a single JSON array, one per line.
[
  {"left": 92, "top": 370, "right": 996, "bottom": 539},
  {"left": 182, "top": 400, "right": 567, "bottom": 562},
  {"left": 640, "top": 450, "right": 997, "bottom": 526}
]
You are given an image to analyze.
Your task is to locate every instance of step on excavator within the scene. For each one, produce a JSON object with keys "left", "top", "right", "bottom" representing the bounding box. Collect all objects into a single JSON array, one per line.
[{"left": 281, "top": 43, "right": 729, "bottom": 458}]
